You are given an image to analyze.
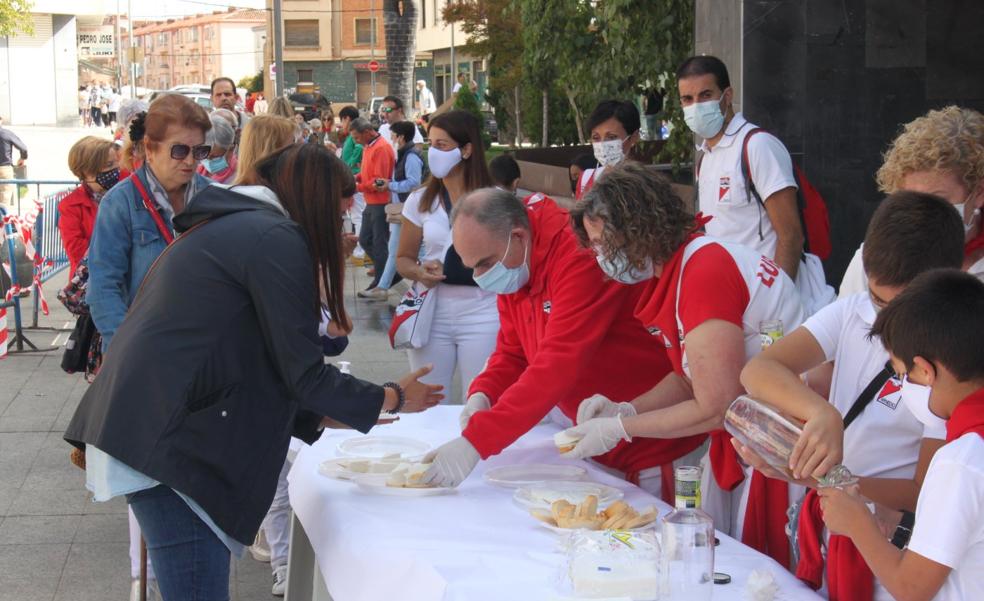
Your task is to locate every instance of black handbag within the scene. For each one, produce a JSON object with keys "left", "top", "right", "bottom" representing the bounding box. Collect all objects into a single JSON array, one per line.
[{"left": 61, "top": 313, "right": 97, "bottom": 374}]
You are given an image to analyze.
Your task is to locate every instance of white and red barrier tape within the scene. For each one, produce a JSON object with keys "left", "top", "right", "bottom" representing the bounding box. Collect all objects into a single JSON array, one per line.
[{"left": 1, "top": 201, "right": 51, "bottom": 359}]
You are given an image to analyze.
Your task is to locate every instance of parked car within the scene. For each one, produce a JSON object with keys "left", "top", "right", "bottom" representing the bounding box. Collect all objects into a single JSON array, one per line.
[
  {"left": 148, "top": 89, "right": 213, "bottom": 111},
  {"left": 482, "top": 110, "right": 499, "bottom": 143},
  {"left": 289, "top": 92, "right": 332, "bottom": 122},
  {"left": 362, "top": 96, "right": 385, "bottom": 128}
]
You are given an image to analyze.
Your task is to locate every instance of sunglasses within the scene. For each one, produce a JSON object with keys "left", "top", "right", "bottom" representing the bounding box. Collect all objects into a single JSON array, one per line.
[
  {"left": 169, "top": 143, "right": 212, "bottom": 161},
  {"left": 380, "top": 107, "right": 395, "bottom": 113}
]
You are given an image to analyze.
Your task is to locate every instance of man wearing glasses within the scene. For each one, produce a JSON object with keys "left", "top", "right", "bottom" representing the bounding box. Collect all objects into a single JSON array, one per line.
[{"left": 377, "top": 95, "right": 424, "bottom": 154}]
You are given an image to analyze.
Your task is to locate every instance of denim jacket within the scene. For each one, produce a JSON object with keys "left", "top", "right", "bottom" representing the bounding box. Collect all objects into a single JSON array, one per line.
[{"left": 87, "top": 165, "right": 210, "bottom": 351}]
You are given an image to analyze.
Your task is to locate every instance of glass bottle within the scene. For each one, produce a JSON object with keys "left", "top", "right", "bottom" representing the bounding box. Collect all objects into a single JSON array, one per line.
[
  {"left": 659, "top": 466, "right": 714, "bottom": 601},
  {"left": 724, "top": 395, "right": 858, "bottom": 487}
]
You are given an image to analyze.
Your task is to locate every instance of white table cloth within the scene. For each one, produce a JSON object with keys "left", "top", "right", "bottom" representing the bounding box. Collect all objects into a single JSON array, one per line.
[{"left": 287, "top": 406, "right": 823, "bottom": 601}]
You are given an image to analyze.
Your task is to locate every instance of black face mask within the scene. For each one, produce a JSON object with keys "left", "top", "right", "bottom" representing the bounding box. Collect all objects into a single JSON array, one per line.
[{"left": 95, "top": 167, "right": 120, "bottom": 191}]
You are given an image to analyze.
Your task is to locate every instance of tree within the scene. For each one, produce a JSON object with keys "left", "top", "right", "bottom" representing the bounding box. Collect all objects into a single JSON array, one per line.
[
  {"left": 238, "top": 71, "right": 263, "bottom": 93},
  {"left": 444, "top": 0, "right": 523, "bottom": 145},
  {"left": 0, "top": 0, "right": 33, "bottom": 37},
  {"left": 383, "top": 0, "right": 418, "bottom": 115}
]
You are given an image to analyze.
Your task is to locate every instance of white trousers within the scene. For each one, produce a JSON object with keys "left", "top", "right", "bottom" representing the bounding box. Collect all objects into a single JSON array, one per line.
[
  {"left": 261, "top": 457, "right": 293, "bottom": 569},
  {"left": 129, "top": 507, "right": 155, "bottom": 580},
  {"left": 406, "top": 284, "right": 499, "bottom": 404},
  {"left": 351, "top": 192, "right": 367, "bottom": 257}
]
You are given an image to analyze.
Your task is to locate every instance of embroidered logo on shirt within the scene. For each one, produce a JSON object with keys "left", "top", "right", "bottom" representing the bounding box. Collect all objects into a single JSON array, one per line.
[
  {"left": 543, "top": 301, "right": 551, "bottom": 314},
  {"left": 876, "top": 377, "right": 902, "bottom": 410},
  {"left": 718, "top": 176, "right": 731, "bottom": 202},
  {"left": 647, "top": 326, "right": 672, "bottom": 348}
]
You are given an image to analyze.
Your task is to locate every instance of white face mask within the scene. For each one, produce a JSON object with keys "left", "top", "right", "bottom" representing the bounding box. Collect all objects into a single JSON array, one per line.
[
  {"left": 592, "top": 138, "right": 626, "bottom": 167},
  {"left": 952, "top": 200, "right": 980, "bottom": 236},
  {"left": 428, "top": 146, "right": 463, "bottom": 179},
  {"left": 596, "top": 250, "right": 654, "bottom": 285},
  {"left": 900, "top": 374, "right": 947, "bottom": 431},
  {"left": 683, "top": 98, "right": 726, "bottom": 139}
]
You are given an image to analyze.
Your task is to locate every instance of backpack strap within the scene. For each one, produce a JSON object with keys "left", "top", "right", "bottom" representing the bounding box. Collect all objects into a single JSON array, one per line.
[
  {"left": 740, "top": 127, "right": 810, "bottom": 258},
  {"left": 843, "top": 361, "right": 895, "bottom": 429}
]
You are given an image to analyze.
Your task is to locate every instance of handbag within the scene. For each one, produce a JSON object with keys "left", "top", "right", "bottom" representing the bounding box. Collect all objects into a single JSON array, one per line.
[
  {"left": 61, "top": 312, "right": 97, "bottom": 374},
  {"left": 385, "top": 202, "right": 405, "bottom": 225},
  {"left": 388, "top": 281, "right": 438, "bottom": 349}
]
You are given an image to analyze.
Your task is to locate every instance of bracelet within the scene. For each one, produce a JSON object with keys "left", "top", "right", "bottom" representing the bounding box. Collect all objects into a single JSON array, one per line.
[
  {"left": 890, "top": 510, "right": 915, "bottom": 549},
  {"left": 382, "top": 382, "right": 406, "bottom": 414}
]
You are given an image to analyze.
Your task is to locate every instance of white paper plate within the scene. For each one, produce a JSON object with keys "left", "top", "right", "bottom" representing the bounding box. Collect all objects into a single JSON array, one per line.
[
  {"left": 484, "top": 463, "right": 589, "bottom": 488},
  {"left": 354, "top": 479, "right": 455, "bottom": 497},
  {"left": 336, "top": 436, "right": 431, "bottom": 460},
  {"left": 513, "top": 481, "right": 624, "bottom": 510},
  {"left": 318, "top": 458, "right": 402, "bottom": 481}
]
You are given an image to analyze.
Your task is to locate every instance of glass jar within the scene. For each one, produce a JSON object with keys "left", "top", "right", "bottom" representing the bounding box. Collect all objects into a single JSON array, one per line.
[{"left": 659, "top": 466, "right": 714, "bottom": 601}]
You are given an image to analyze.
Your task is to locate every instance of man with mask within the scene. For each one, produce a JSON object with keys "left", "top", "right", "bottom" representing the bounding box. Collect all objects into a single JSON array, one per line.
[
  {"left": 574, "top": 100, "right": 641, "bottom": 200},
  {"left": 419, "top": 188, "right": 707, "bottom": 497},
  {"left": 677, "top": 55, "right": 804, "bottom": 281}
]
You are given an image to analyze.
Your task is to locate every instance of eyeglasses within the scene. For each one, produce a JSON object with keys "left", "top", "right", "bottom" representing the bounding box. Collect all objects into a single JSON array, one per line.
[
  {"left": 380, "top": 107, "right": 395, "bottom": 113},
  {"left": 169, "top": 143, "right": 212, "bottom": 161}
]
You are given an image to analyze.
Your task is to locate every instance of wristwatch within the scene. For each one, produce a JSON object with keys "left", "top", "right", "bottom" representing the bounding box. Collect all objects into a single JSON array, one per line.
[
  {"left": 382, "top": 382, "right": 406, "bottom": 415},
  {"left": 890, "top": 510, "right": 915, "bottom": 549}
]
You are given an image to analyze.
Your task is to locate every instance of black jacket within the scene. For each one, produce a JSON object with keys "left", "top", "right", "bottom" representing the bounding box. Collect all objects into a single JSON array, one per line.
[{"left": 65, "top": 185, "right": 385, "bottom": 545}]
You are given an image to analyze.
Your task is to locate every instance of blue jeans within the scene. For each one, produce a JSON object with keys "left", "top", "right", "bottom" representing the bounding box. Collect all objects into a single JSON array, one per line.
[
  {"left": 377, "top": 221, "right": 402, "bottom": 289},
  {"left": 128, "top": 485, "right": 230, "bottom": 601}
]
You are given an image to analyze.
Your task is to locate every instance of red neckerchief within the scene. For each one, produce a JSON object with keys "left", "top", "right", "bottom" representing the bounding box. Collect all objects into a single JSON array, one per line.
[
  {"left": 796, "top": 489, "right": 874, "bottom": 601},
  {"left": 633, "top": 215, "right": 744, "bottom": 492},
  {"left": 946, "top": 387, "right": 984, "bottom": 442},
  {"left": 965, "top": 226, "right": 984, "bottom": 257},
  {"left": 742, "top": 470, "right": 792, "bottom": 568},
  {"left": 129, "top": 173, "right": 174, "bottom": 244}
]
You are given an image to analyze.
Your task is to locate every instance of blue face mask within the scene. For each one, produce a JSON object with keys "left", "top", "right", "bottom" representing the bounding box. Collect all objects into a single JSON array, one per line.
[
  {"left": 596, "top": 250, "right": 654, "bottom": 285},
  {"left": 203, "top": 156, "right": 229, "bottom": 174},
  {"left": 473, "top": 234, "right": 530, "bottom": 294}
]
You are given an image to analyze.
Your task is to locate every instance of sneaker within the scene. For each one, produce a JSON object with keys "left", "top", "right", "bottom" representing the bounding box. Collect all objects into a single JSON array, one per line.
[
  {"left": 249, "top": 531, "right": 271, "bottom": 563},
  {"left": 366, "top": 267, "right": 376, "bottom": 277},
  {"left": 272, "top": 565, "right": 288, "bottom": 597},
  {"left": 358, "top": 287, "right": 389, "bottom": 301}
]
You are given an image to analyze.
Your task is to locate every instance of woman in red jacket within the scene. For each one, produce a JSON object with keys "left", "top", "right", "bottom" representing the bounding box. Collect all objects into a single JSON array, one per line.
[{"left": 60, "top": 136, "right": 123, "bottom": 275}]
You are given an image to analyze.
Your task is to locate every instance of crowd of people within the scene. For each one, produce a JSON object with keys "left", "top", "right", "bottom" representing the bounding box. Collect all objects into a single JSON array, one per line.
[{"left": 43, "top": 50, "right": 984, "bottom": 601}]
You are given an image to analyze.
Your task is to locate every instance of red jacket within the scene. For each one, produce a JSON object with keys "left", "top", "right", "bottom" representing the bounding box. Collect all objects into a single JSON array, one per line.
[
  {"left": 463, "top": 198, "right": 705, "bottom": 476},
  {"left": 58, "top": 185, "right": 99, "bottom": 276}
]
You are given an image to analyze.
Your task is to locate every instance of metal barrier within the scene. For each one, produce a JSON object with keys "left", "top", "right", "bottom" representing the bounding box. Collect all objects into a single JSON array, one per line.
[{"left": 1, "top": 179, "right": 78, "bottom": 353}]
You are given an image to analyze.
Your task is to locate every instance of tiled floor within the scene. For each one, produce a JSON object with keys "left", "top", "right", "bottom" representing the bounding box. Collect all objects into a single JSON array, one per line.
[{"left": 0, "top": 262, "right": 419, "bottom": 601}]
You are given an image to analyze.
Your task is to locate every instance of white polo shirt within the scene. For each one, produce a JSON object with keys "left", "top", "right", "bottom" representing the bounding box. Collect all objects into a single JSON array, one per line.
[
  {"left": 908, "top": 433, "right": 984, "bottom": 600},
  {"left": 802, "top": 293, "right": 945, "bottom": 479},
  {"left": 697, "top": 113, "right": 797, "bottom": 259}
]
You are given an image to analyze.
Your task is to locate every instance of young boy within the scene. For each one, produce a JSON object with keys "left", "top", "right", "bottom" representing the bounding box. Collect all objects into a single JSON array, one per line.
[
  {"left": 737, "top": 191, "right": 965, "bottom": 596},
  {"left": 489, "top": 154, "right": 521, "bottom": 193},
  {"left": 820, "top": 269, "right": 984, "bottom": 601}
]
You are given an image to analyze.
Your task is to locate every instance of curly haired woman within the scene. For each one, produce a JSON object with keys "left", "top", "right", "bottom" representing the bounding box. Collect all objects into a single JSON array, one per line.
[
  {"left": 840, "top": 106, "right": 984, "bottom": 295},
  {"left": 560, "top": 162, "right": 806, "bottom": 565}
]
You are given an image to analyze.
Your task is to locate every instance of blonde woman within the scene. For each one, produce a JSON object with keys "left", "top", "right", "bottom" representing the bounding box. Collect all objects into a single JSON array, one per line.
[
  {"left": 234, "top": 114, "right": 296, "bottom": 184},
  {"left": 840, "top": 106, "right": 984, "bottom": 295}
]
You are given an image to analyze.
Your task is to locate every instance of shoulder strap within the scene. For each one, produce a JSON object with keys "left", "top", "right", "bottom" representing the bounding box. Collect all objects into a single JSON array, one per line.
[
  {"left": 740, "top": 127, "right": 767, "bottom": 207},
  {"left": 129, "top": 174, "right": 175, "bottom": 244},
  {"left": 439, "top": 187, "right": 452, "bottom": 215},
  {"left": 843, "top": 361, "right": 894, "bottom": 429}
]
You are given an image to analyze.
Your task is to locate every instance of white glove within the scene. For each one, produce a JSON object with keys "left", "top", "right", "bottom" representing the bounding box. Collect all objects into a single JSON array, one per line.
[
  {"left": 421, "top": 437, "right": 481, "bottom": 488},
  {"left": 459, "top": 392, "right": 491, "bottom": 431},
  {"left": 559, "top": 417, "right": 631, "bottom": 460},
  {"left": 576, "top": 394, "right": 637, "bottom": 425}
]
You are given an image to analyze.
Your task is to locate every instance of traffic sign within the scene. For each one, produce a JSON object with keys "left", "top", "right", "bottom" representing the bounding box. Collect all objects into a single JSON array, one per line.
[{"left": 368, "top": 60, "right": 380, "bottom": 73}]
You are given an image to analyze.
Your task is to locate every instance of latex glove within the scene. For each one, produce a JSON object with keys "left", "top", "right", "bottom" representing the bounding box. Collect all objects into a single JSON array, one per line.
[
  {"left": 421, "top": 437, "right": 481, "bottom": 488},
  {"left": 559, "top": 417, "right": 631, "bottom": 460},
  {"left": 459, "top": 392, "right": 491, "bottom": 431},
  {"left": 576, "top": 394, "right": 637, "bottom": 425}
]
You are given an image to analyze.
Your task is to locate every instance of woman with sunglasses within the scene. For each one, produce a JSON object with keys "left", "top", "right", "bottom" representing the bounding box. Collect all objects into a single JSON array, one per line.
[
  {"left": 85, "top": 92, "right": 213, "bottom": 599},
  {"left": 66, "top": 144, "right": 443, "bottom": 600}
]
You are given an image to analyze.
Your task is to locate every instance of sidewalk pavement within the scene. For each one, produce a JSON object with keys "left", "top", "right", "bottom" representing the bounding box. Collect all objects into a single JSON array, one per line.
[{"left": 0, "top": 261, "right": 419, "bottom": 601}]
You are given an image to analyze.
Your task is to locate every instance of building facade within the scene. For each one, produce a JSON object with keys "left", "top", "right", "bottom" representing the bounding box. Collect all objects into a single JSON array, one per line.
[
  {"left": 122, "top": 9, "right": 265, "bottom": 92},
  {"left": 269, "top": 0, "right": 487, "bottom": 111}
]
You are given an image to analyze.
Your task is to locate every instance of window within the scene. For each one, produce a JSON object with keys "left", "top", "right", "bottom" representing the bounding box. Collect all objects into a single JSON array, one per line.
[
  {"left": 297, "top": 68, "right": 313, "bottom": 83},
  {"left": 421, "top": 0, "right": 426, "bottom": 28},
  {"left": 354, "top": 18, "right": 376, "bottom": 45},
  {"left": 433, "top": 0, "right": 439, "bottom": 26},
  {"left": 190, "top": 27, "right": 199, "bottom": 42},
  {"left": 285, "top": 20, "right": 319, "bottom": 47},
  {"left": 158, "top": 32, "right": 168, "bottom": 45},
  {"left": 175, "top": 29, "right": 181, "bottom": 44}
]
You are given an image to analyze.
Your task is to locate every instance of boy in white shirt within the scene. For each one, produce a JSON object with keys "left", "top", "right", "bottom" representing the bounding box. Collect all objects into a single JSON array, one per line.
[
  {"left": 820, "top": 269, "right": 984, "bottom": 601},
  {"left": 737, "top": 190, "right": 965, "bottom": 598}
]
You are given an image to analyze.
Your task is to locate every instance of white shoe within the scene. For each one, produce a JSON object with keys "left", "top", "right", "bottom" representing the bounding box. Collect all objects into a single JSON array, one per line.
[
  {"left": 272, "top": 564, "right": 288, "bottom": 597},
  {"left": 249, "top": 531, "right": 271, "bottom": 563}
]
